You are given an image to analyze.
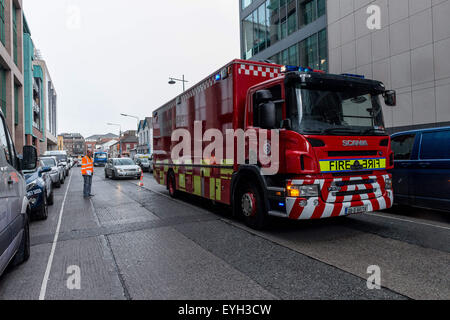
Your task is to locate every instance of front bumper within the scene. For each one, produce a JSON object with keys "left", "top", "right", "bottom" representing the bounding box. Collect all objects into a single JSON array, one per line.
[{"left": 269, "top": 174, "right": 393, "bottom": 220}]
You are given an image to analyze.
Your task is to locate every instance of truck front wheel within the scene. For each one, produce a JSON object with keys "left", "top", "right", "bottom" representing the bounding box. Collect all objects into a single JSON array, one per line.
[{"left": 237, "top": 182, "right": 269, "bottom": 230}]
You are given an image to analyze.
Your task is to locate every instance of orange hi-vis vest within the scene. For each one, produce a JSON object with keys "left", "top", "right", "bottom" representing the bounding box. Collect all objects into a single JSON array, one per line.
[{"left": 81, "top": 156, "right": 94, "bottom": 176}]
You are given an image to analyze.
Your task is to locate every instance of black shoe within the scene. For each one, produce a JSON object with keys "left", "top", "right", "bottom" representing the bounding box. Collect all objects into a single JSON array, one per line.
[{"left": 89, "top": 194, "right": 95, "bottom": 197}]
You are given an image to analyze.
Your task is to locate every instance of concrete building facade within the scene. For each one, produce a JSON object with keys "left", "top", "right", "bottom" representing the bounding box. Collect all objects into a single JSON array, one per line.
[
  {"left": 240, "top": 0, "right": 450, "bottom": 132},
  {"left": 0, "top": 0, "right": 25, "bottom": 151}
]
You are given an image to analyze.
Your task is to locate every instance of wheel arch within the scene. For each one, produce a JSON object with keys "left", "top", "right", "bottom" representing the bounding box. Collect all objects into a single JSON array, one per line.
[{"left": 230, "top": 165, "right": 269, "bottom": 216}]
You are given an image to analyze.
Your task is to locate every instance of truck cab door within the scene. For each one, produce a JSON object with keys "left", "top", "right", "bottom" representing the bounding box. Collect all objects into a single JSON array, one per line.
[{"left": 391, "top": 134, "right": 417, "bottom": 205}]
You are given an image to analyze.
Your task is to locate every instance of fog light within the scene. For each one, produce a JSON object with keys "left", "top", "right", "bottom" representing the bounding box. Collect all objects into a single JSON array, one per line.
[
  {"left": 299, "top": 200, "right": 308, "bottom": 207},
  {"left": 385, "top": 178, "right": 393, "bottom": 190}
]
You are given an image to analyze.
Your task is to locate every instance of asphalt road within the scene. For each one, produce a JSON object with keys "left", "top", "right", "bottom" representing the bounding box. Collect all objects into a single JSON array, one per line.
[{"left": 0, "top": 168, "right": 449, "bottom": 300}]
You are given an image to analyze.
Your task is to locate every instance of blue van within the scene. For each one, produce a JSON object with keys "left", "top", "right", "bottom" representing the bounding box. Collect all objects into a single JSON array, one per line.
[
  {"left": 391, "top": 127, "right": 450, "bottom": 212},
  {"left": 94, "top": 151, "right": 108, "bottom": 167}
]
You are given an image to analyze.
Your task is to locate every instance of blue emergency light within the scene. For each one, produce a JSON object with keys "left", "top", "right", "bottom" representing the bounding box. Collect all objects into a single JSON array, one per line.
[{"left": 341, "top": 73, "right": 365, "bottom": 79}]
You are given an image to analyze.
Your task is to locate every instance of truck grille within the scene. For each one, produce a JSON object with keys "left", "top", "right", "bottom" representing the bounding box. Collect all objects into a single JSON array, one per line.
[{"left": 334, "top": 189, "right": 375, "bottom": 197}]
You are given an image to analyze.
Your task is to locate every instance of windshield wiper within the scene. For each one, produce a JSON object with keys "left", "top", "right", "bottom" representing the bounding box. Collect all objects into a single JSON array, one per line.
[
  {"left": 321, "top": 128, "right": 362, "bottom": 135},
  {"left": 363, "top": 128, "right": 386, "bottom": 135}
]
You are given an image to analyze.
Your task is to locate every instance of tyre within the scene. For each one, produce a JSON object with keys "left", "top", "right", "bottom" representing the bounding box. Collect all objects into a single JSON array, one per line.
[
  {"left": 167, "top": 171, "right": 178, "bottom": 198},
  {"left": 61, "top": 176, "right": 65, "bottom": 185},
  {"left": 55, "top": 179, "right": 61, "bottom": 188},
  {"left": 35, "top": 192, "right": 48, "bottom": 221},
  {"left": 105, "top": 170, "right": 108, "bottom": 179},
  {"left": 112, "top": 171, "right": 116, "bottom": 180},
  {"left": 10, "top": 215, "right": 30, "bottom": 267},
  {"left": 237, "top": 181, "right": 269, "bottom": 230},
  {"left": 48, "top": 190, "right": 54, "bottom": 206}
]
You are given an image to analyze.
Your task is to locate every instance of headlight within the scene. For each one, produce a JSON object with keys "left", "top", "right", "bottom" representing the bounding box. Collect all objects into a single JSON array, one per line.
[
  {"left": 385, "top": 178, "right": 393, "bottom": 190},
  {"left": 287, "top": 185, "right": 319, "bottom": 198},
  {"left": 27, "top": 180, "right": 38, "bottom": 191}
]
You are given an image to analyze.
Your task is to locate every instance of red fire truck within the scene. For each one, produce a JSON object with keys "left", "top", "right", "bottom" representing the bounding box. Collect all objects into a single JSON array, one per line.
[{"left": 153, "top": 59, "right": 397, "bottom": 229}]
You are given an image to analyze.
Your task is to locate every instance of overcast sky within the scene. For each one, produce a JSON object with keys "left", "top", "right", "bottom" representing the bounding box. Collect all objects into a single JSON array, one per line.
[{"left": 24, "top": 0, "right": 240, "bottom": 137}]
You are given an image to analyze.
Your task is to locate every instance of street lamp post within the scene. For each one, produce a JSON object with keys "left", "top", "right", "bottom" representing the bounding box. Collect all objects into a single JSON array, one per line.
[
  {"left": 107, "top": 123, "right": 122, "bottom": 156},
  {"left": 168, "top": 75, "right": 188, "bottom": 92}
]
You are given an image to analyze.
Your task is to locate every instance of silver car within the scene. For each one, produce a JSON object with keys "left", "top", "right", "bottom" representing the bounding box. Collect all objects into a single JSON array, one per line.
[
  {"left": 40, "top": 156, "right": 65, "bottom": 188},
  {"left": 105, "top": 158, "right": 142, "bottom": 180},
  {"left": 1, "top": 110, "right": 37, "bottom": 277}
]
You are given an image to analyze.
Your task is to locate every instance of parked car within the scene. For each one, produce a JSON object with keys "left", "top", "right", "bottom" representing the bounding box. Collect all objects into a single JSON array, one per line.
[
  {"left": 105, "top": 158, "right": 142, "bottom": 180},
  {"left": 1, "top": 110, "right": 38, "bottom": 277},
  {"left": 391, "top": 127, "right": 450, "bottom": 212},
  {"left": 24, "top": 165, "right": 54, "bottom": 220},
  {"left": 135, "top": 157, "right": 152, "bottom": 172},
  {"left": 43, "top": 151, "right": 70, "bottom": 177},
  {"left": 40, "top": 156, "right": 65, "bottom": 188}
]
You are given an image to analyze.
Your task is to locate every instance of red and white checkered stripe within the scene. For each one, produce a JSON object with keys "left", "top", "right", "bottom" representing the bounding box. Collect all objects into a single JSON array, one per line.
[
  {"left": 238, "top": 64, "right": 281, "bottom": 78},
  {"left": 284, "top": 174, "right": 393, "bottom": 220}
]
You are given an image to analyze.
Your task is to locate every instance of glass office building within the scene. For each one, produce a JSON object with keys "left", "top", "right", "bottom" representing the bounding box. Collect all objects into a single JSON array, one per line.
[{"left": 240, "top": 0, "right": 328, "bottom": 71}]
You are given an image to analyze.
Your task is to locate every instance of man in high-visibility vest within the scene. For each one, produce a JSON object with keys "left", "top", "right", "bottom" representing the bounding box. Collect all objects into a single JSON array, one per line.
[{"left": 81, "top": 150, "right": 94, "bottom": 198}]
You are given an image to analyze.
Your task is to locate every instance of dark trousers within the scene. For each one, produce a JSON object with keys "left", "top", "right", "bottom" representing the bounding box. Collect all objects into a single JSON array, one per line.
[{"left": 83, "top": 175, "right": 92, "bottom": 197}]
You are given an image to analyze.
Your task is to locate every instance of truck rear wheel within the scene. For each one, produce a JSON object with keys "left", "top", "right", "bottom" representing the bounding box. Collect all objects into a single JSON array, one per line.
[{"left": 238, "top": 181, "right": 269, "bottom": 230}]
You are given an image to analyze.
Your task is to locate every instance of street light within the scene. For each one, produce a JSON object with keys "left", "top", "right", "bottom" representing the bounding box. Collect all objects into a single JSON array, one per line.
[
  {"left": 168, "top": 75, "right": 188, "bottom": 92},
  {"left": 120, "top": 113, "right": 140, "bottom": 130},
  {"left": 107, "top": 122, "right": 122, "bottom": 156}
]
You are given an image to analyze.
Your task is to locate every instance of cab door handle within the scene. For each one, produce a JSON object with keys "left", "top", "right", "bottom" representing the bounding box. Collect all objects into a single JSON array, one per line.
[
  {"left": 400, "top": 163, "right": 411, "bottom": 168},
  {"left": 419, "top": 162, "right": 431, "bottom": 168}
]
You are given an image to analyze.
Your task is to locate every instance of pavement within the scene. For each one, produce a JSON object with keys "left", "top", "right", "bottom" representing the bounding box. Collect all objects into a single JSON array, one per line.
[{"left": 0, "top": 168, "right": 448, "bottom": 300}]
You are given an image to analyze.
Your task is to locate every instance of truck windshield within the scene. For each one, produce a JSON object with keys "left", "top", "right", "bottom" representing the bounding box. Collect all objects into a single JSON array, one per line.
[{"left": 287, "top": 84, "right": 386, "bottom": 136}]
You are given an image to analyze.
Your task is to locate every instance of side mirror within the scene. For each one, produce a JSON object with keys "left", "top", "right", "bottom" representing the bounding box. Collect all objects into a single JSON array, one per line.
[
  {"left": 22, "top": 146, "right": 37, "bottom": 171},
  {"left": 258, "top": 102, "right": 277, "bottom": 129},
  {"left": 41, "top": 166, "right": 52, "bottom": 174},
  {"left": 384, "top": 90, "right": 397, "bottom": 107}
]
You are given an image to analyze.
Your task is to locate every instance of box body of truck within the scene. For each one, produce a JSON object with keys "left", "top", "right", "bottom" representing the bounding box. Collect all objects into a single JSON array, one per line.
[{"left": 153, "top": 59, "right": 394, "bottom": 226}]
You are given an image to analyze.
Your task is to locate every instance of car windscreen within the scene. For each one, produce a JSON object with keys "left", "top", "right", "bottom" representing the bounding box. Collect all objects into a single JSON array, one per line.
[
  {"left": 113, "top": 159, "right": 135, "bottom": 166},
  {"left": 41, "top": 158, "right": 56, "bottom": 167},
  {"left": 95, "top": 153, "right": 107, "bottom": 159}
]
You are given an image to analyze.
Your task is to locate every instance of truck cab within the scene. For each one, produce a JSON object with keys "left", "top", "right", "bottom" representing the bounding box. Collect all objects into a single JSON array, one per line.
[
  {"left": 242, "top": 67, "right": 396, "bottom": 222},
  {"left": 94, "top": 151, "right": 108, "bottom": 167}
]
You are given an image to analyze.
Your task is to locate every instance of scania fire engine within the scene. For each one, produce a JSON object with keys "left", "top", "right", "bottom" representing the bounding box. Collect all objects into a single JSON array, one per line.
[{"left": 153, "top": 60, "right": 397, "bottom": 229}]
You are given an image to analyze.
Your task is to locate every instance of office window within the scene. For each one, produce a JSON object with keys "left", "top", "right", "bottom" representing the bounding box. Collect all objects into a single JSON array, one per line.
[
  {"left": 13, "top": 4, "right": 18, "bottom": 64},
  {"left": 299, "top": 0, "right": 317, "bottom": 27},
  {"left": 420, "top": 131, "right": 450, "bottom": 160},
  {"left": 288, "top": 44, "right": 298, "bottom": 66},
  {"left": 287, "top": 0, "right": 297, "bottom": 35},
  {"left": 257, "top": 3, "right": 267, "bottom": 53},
  {"left": 0, "top": 0, "right": 5, "bottom": 46},
  {"left": 267, "top": 0, "right": 280, "bottom": 46},
  {"left": 317, "top": 0, "right": 326, "bottom": 17},
  {"left": 300, "top": 33, "right": 318, "bottom": 69},
  {"left": 242, "top": 0, "right": 252, "bottom": 10},
  {"left": 243, "top": 14, "right": 254, "bottom": 59},
  {"left": 318, "top": 28, "right": 328, "bottom": 71},
  {"left": 279, "top": 0, "right": 287, "bottom": 39}
]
